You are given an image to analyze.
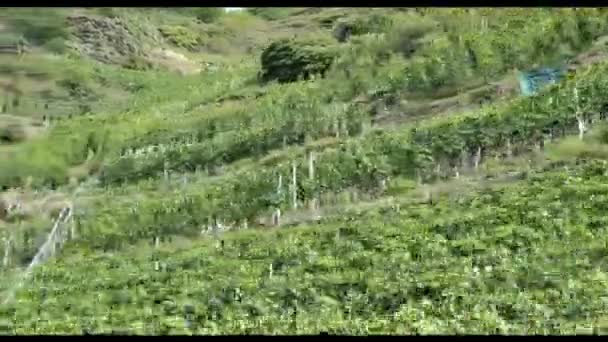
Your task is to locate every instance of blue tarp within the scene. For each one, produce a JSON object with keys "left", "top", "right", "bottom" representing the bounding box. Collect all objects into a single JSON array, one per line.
[{"left": 518, "top": 67, "right": 566, "bottom": 96}]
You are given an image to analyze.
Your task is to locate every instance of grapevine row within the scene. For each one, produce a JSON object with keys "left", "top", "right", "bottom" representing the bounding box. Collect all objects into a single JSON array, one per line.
[
  {"left": 71, "top": 60, "right": 608, "bottom": 251},
  {"left": 5, "top": 159, "right": 608, "bottom": 334}
]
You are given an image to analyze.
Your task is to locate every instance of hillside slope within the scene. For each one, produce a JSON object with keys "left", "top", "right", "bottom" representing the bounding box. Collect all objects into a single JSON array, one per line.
[{"left": 1, "top": 7, "right": 608, "bottom": 335}]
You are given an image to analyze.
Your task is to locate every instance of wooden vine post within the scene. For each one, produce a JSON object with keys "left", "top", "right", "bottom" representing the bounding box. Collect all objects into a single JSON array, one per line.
[
  {"left": 71, "top": 213, "right": 78, "bottom": 240},
  {"left": 574, "top": 86, "right": 586, "bottom": 140},
  {"left": 506, "top": 138, "right": 513, "bottom": 159},
  {"left": 357, "top": 102, "right": 371, "bottom": 136},
  {"left": 414, "top": 160, "right": 430, "bottom": 203},
  {"left": 454, "top": 165, "right": 460, "bottom": 179},
  {"left": 163, "top": 160, "right": 169, "bottom": 182},
  {"left": 360, "top": 119, "right": 370, "bottom": 136},
  {"left": 291, "top": 161, "right": 298, "bottom": 210},
  {"left": 273, "top": 173, "right": 282, "bottom": 227},
  {"left": 434, "top": 157, "right": 442, "bottom": 176},
  {"left": 535, "top": 131, "right": 544, "bottom": 152},
  {"left": 2, "top": 235, "right": 12, "bottom": 268},
  {"left": 458, "top": 149, "right": 468, "bottom": 177},
  {"left": 182, "top": 174, "right": 188, "bottom": 187},
  {"left": 348, "top": 187, "right": 359, "bottom": 203},
  {"left": 334, "top": 118, "right": 341, "bottom": 138},
  {"left": 473, "top": 146, "right": 482, "bottom": 170},
  {"left": 308, "top": 151, "right": 317, "bottom": 211}
]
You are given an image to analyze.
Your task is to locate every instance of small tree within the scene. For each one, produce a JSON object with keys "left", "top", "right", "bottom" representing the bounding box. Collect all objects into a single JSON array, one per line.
[{"left": 259, "top": 38, "right": 337, "bottom": 84}]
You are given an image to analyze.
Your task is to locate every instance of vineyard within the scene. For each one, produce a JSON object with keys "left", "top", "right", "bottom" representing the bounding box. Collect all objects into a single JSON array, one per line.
[
  {"left": 2, "top": 7, "right": 608, "bottom": 335},
  {"left": 3, "top": 159, "right": 608, "bottom": 334}
]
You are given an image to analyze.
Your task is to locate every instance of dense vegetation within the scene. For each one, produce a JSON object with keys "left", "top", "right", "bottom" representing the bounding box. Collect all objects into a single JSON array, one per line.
[
  {"left": 71, "top": 58, "right": 608, "bottom": 253},
  {"left": 3, "top": 160, "right": 608, "bottom": 334},
  {"left": 2, "top": 7, "right": 608, "bottom": 335},
  {"left": 3, "top": 8, "right": 607, "bottom": 190}
]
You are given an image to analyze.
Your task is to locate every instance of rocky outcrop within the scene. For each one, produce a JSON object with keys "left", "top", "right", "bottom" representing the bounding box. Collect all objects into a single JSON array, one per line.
[{"left": 66, "top": 15, "right": 158, "bottom": 66}]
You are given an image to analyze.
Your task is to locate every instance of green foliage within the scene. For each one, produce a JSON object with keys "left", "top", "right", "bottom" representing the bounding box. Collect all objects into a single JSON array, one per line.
[
  {"left": 4, "top": 160, "right": 608, "bottom": 334},
  {"left": 79, "top": 58, "right": 608, "bottom": 249},
  {"left": 333, "top": 9, "right": 608, "bottom": 95},
  {"left": 0, "top": 53, "right": 258, "bottom": 189},
  {"left": 158, "top": 25, "right": 201, "bottom": 50},
  {"left": 383, "top": 14, "right": 436, "bottom": 57},
  {"left": 259, "top": 38, "right": 338, "bottom": 83},
  {"left": 0, "top": 31, "right": 22, "bottom": 46},
  {"left": 6, "top": 8, "right": 608, "bottom": 335},
  {"left": 42, "top": 37, "right": 68, "bottom": 54},
  {"left": 194, "top": 8, "right": 224, "bottom": 24},
  {"left": 3, "top": 8, "right": 69, "bottom": 45},
  {"left": 5, "top": 8, "right": 608, "bottom": 191},
  {"left": 0, "top": 217, "right": 54, "bottom": 268},
  {"left": 333, "top": 14, "right": 394, "bottom": 42},
  {"left": 123, "top": 55, "right": 155, "bottom": 71}
]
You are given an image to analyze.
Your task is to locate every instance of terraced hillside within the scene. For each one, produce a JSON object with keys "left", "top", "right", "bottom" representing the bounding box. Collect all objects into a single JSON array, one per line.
[{"left": 2, "top": 7, "right": 608, "bottom": 335}]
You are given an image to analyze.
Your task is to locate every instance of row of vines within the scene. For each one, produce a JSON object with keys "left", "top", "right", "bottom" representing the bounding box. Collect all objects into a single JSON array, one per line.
[
  {"left": 0, "top": 61, "right": 259, "bottom": 190},
  {"left": 400, "top": 8, "right": 608, "bottom": 93},
  {"left": 100, "top": 8, "right": 608, "bottom": 186},
  {"left": 69, "top": 58, "right": 608, "bottom": 251},
  {"left": 3, "top": 160, "right": 608, "bottom": 334},
  {"left": 4, "top": 9, "right": 606, "bottom": 190}
]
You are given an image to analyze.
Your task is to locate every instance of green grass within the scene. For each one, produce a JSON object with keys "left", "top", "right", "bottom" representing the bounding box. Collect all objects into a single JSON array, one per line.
[{"left": 0, "top": 8, "right": 70, "bottom": 45}]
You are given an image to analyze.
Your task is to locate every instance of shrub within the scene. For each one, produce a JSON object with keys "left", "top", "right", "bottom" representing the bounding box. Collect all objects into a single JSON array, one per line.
[
  {"left": 384, "top": 15, "right": 436, "bottom": 57},
  {"left": 332, "top": 14, "right": 394, "bottom": 42},
  {"left": 194, "top": 8, "right": 224, "bottom": 24},
  {"left": 0, "top": 123, "right": 26, "bottom": 143},
  {"left": 123, "top": 55, "right": 155, "bottom": 71},
  {"left": 158, "top": 25, "right": 201, "bottom": 50},
  {"left": 43, "top": 37, "right": 68, "bottom": 54},
  {"left": 259, "top": 38, "right": 338, "bottom": 83}
]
